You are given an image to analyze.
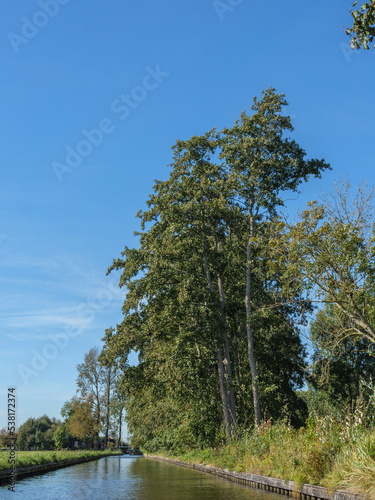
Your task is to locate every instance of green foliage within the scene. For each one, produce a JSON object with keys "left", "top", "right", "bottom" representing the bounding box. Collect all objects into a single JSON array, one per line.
[
  {"left": 299, "top": 387, "right": 335, "bottom": 419},
  {"left": 62, "top": 395, "right": 97, "bottom": 443},
  {"left": 16, "top": 415, "right": 61, "bottom": 451},
  {"left": 100, "top": 88, "right": 330, "bottom": 450},
  {"left": 60, "top": 346, "right": 119, "bottom": 448},
  {"left": 286, "top": 181, "right": 375, "bottom": 351},
  {"left": 53, "top": 424, "right": 72, "bottom": 449},
  {"left": 310, "top": 304, "right": 375, "bottom": 409},
  {"left": 125, "top": 354, "right": 223, "bottom": 452},
  {"left": 346, "top": 2, "right": 375, "bottom": 49},
  {"left": 0, "top": 428, "right": 18, "bottom": 447},
  {"left": 0, "top": 449, "right": 121, "bottom": 472},
  {"left": 159, "top": 409, "right": 375, "bottom": 495}
]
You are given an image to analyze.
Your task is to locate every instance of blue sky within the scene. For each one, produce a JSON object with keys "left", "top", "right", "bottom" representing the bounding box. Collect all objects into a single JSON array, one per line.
[{"left": 0, "top": 0, "right": 374, "bottom": 430}]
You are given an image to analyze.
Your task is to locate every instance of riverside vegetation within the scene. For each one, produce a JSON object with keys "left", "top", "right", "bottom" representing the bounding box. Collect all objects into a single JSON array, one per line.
[
  {"left": 0, "top": 449, "right": 122, "bottom": 472},
  {"left": 97, "top": 88, "right": 375, "bottom": 498},
  {"left": 157, "top": 410, "right": 375, "bottom": 499}
]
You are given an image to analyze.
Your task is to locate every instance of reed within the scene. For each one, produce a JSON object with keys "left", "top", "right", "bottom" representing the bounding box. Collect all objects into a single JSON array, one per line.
[{"left": 153, "top": 412, "right": 375, "bottom": 499}]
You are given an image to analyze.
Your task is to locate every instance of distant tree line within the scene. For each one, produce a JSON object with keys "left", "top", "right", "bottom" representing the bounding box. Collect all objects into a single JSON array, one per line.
[
  {"left": 59, "top": 346, "right": 124, "bottom": 449},
  {"left": 0, "top": 346, "right": 124, "bottom": 451}
]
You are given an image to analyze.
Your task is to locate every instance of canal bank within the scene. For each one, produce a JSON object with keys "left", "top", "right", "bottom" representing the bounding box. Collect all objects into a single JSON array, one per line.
[
  {"left": 145, "top": 455, "right": 364, "bottom": 500},
  {"left": 0, "top": 453, "right": 115, "bottom": 486},
  {"left": 0, "top": 455, "right": 290, "bottom": 499}
]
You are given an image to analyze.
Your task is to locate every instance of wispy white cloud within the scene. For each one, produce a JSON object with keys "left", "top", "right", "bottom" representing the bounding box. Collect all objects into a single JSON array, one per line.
[
  {"left": 7, "top": 333, "right": 52, "bottom": 341},
  {"left": 1, "top": 279, "right": 123, "bottom": 340},
  {"left": 0, "top": 252, "right": 123, "bottom": 298},
  {"left": 4, "top": 311, "right": 92, "bottom": 340},
  {"left": 0, "top": 247, "right": 125, "bottom": 428},
  {"left": 0, "top": 254, "right": 58, "bottom": 269}
]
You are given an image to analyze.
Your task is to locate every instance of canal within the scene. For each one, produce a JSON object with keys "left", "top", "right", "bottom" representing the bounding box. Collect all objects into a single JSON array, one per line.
[{"left": 1, "top": 456, "right": 286, "bottom": 499}]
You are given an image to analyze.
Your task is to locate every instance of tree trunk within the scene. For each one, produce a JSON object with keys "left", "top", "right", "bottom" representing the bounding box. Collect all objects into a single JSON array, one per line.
[
  {"left": 246, "top": 195, "right": 262, "bottom": 426},
  {"left": 216, "top": 348, "right": 233, "bottom": 438},
  {"left": 217, "top": 267, "right": 237, "bottom": 426},
  {"left": 104, "top": 369, "right": 111, "bottom": 449},
  {"left": 95, "top": 394, "right": 101, "bottom": 449},
  {"left": 95, "top": 385, "right": 101, "bottom": 449},
  {"left": 118, "top": 408, "right": 122, "bottom": 446},
  {"left": 234, "top": 322, "right": 243, "bottom": 420},
  {"left": 203, "top": 236, "right": 235, "bottom": 438}
]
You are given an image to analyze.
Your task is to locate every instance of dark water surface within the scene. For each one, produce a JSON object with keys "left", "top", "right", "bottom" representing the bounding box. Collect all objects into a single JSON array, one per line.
[{"left": 1, "top": 456, "right": 286, "bottom": 500}]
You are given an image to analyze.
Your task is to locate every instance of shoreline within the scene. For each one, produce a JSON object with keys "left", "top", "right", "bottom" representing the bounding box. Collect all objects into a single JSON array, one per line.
[
  {"left": 145, "top": 454, "right": 364, "bottom": 500},
  {"left": 0, "top": 452, "right": 116, "bottom": 486}
]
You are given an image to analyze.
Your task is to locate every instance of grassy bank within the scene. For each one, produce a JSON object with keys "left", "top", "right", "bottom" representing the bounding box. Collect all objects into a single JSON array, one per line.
[
  {"left": 0, "top": 449, "right": 122, "bottom": 472},
  {"left": 148, "top": 417, "right": 375, "bottom": 499}
]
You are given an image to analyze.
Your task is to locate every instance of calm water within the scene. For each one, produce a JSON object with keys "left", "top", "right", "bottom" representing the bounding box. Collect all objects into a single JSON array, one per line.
[{"left": 1, "top": 456, "right": 286, "bottom": 500}]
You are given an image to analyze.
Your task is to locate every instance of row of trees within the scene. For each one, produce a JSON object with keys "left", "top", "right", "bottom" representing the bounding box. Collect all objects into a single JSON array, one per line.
[
  {"left": 1, "top": 347, "right": 125, "bottom": 450},
  {"left": 99, "top": 88, "right": 332, "bottom": 450},
  {"left": 5, "top": 93, "right": 373, "bottom": 454},
  {"left": 100, "top": 87, "right": 375, "bottom": 451},
  {"left": 1, "top": 415, "right": 64, "bottom": 451},
  {"left": 58, "top": 346, "right": 125, "bottom": 449}
]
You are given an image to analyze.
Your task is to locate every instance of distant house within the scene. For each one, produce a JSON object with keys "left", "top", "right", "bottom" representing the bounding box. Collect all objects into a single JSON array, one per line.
[{"left": 67, "top": 439, "right": 94, "bottom": 450}]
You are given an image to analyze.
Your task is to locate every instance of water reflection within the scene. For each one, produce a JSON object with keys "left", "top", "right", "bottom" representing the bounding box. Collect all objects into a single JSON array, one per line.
[{"left": 1, "top": 456, "right": 286, "bottom": 500}]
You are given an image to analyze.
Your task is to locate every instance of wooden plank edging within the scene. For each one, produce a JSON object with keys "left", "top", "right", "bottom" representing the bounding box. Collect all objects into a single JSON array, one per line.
[{"left": 144, "top": 454, "right": 364, "bottom": 500}]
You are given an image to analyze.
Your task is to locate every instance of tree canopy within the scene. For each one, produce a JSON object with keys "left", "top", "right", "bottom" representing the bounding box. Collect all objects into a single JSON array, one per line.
[
  {"left": 60, "top": 346, "right": 119, "bottom": 448},
  {"left": 17, "top": 415, "right": 60, "bottom": 451},
  {"left": 346, "top": 1, "right": 375, "bottom": 49},
  {"left": 286, "top": 181, "right": 375, "bottom": 348},
  {"left": 100, "top": 88, "right": 330, "bottom": 449}
]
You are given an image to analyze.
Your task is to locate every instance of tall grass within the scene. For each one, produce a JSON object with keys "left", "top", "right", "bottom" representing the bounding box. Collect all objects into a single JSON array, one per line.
[
  {"left": 329, "top": 432, "right": 375, "bottom": 498},
  {"left": 153, "top": 410, "right": 375, "bottom": 498}
]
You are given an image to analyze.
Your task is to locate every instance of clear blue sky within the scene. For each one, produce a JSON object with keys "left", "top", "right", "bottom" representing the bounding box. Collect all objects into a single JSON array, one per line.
[{"left": 1, "top": 0, "right": 374, "bottom": 430}]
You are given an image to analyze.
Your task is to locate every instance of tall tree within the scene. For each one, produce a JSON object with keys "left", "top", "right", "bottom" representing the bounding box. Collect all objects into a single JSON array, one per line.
[
  {"left": 109, "top": 388, "right": 126, "bottom": 446},
  {"left": 76, "top": 346, "right": 117, "bottom": 448},
  {"left": 101, "top": 88, "right": 329, "bottom": 447},
  {"left": 62, "top": 396, "right": 96, "bottom": 444},
  {"left": 310, "top": 304, "right": 375, "bottom": 408},
  {"left": 166, "top": 132, "right": 240, "bottom": 436},
  {"left": 287, "top": 180, "right": 375, "bottom": 349},
  {"left": 103, "top": 365, "right": 117, "bottom": 448},
  {"left": 220, "top": 88, "right": 330, "bottom": 425},
  {"left": 76, "top": 347, "right": 104, "bottom": 447},
  {"left": 101, "top": 131, "right": 240, "bottom": 439}
]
